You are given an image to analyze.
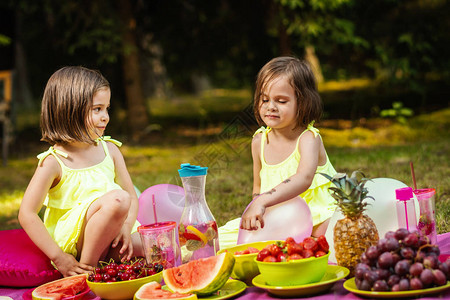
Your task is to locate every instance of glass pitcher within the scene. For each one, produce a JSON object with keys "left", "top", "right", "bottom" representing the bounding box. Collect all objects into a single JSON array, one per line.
[{"left": 178, "top": 163, "right": 219, "bottom": 263}]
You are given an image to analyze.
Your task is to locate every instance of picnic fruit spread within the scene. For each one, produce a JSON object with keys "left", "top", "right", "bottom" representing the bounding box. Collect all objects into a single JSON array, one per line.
[
  {"left": 355, "top": 228, "right": 450, "bottom": 292},
  {"left": 31, "top": 274, "right": 88, "bottom": 300},
  {"left": 163, "top": 251, "right": 235, "bottom": 296},
  {"left": 134, "top": 281, "right": 197, "bottom": 300}
]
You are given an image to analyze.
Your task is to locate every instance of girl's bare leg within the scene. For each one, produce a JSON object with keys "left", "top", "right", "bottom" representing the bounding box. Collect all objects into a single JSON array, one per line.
[
  {"left": 311, "top": 218, "right": 330, "bottom": 237},
  {"left": 106, "top": 232, "right": 144, "bottom": 262},
  {"left": 77, "top": 189, "right": 131, "bottom": 266}
]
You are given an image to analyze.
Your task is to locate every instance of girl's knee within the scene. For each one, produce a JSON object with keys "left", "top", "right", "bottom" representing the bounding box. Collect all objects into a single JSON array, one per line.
[{"left": 108, "top": 189, "right": 131, "bottom": 216}]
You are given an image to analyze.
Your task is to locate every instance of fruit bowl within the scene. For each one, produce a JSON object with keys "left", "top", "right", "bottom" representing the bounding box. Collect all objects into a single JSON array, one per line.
[
  {"left": 87, "top": 271, "right": 163, "bottom": 299},
  {"left": 255, "top": 252, "right": 330, "bottom": 286},
  {"left": 217, "top": 240, "right": 279, "bottom": 284}
]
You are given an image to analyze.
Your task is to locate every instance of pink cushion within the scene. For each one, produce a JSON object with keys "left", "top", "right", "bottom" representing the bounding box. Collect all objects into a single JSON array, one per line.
[{"left": 0, "top": 229, "right": 62, "bottom": 287}]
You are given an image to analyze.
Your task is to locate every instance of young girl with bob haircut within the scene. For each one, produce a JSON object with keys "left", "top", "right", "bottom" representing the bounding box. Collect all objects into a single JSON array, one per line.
[
  {"left": 240, "top": 56, "right": 337, "bottom": 237},
  {"left": 19, "top": 66, "right": 142, "bottom": 277}
]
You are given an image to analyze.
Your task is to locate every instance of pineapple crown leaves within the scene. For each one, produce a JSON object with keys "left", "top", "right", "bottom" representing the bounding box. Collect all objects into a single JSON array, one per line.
[{"left": 319, "top": 171, "right": 374, "bottom": 218}]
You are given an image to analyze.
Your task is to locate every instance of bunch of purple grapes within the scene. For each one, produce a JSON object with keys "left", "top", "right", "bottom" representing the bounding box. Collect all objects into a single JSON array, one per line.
[{"left": 355, "top": 228, "right": 449, "bottom": 292}]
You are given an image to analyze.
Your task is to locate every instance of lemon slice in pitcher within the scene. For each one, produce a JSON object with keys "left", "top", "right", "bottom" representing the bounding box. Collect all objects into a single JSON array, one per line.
[{"left": 186, "top": 225, "right": 208, "bottom": 244}]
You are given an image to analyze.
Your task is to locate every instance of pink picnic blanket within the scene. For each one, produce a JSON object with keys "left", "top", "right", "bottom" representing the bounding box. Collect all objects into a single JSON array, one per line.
[{"left": 1, "top": 233, "right": 449, "bottom": 300}]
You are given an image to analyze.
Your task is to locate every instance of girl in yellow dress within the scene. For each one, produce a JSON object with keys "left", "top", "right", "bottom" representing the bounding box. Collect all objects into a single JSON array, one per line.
[
  {"left": 240, "top": 56, "right": 337, "bottom": 237},
  {"left": 19, "top": 66, "right": 142, "bottom": 277}
]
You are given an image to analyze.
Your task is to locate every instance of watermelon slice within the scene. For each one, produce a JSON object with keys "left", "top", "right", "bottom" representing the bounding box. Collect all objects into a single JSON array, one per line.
[
  {"left": 31, "top": 274, "right": 89, "bottom": 300},
  {"left": 163, "top": 252, "right": 235, "bottom": 296},
  {"left": 134, "top": 282, "right": 197, "bottom": 300}
]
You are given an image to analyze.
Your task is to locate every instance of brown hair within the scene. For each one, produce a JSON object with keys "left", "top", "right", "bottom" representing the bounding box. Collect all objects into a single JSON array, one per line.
[
  {"left": 40, "top": 66, "right": 110, "bottom": 145},
  {"left": 253, "top": 56, "right": 322, "bottom": 128}
]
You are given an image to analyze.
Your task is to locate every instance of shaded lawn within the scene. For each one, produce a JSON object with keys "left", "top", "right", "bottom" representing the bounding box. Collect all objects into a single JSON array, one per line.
[{"left": 1, "top": 105, "right": 448, "bottom": 234}]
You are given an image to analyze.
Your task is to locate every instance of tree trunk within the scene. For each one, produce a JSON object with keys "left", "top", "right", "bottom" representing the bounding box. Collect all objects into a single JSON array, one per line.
[
  {"left": 278, "top": 22, "right": 291, "bottom": 56},
  {"left": 14, "top": 9, "right": 33, "bottom": 108},
  {"left": 117, "top": 0, "right": 149, "bottom": 142},
  {"left": 304, "top": 45, "right": 324, "bottom": 84}
]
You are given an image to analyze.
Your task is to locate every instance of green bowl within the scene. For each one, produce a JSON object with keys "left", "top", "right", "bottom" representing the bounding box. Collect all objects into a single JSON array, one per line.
[
  {"left": 87, "top": 271, "right": 163, "bottom": 299},
  {"left": 255, "top": 252, "right": 330, "bottom": 286},
  {"left": 217, "top": 240, "right": 280, "bottom": 284}
]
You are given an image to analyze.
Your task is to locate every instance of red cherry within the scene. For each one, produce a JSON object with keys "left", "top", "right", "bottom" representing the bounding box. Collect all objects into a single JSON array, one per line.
[{"left": 107, "top": 268, "right": 118, "bottom": 277}]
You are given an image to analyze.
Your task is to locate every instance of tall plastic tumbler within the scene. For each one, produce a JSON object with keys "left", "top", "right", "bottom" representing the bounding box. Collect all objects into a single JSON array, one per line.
[
  {"left": 395, "top": 187, "right": 417, "bottom": 232},
  {"left": 138, "top": 221, "right": 181, "bottom": 268},
  {"left": 414, "top": 188, "right": 437, "bottom": 244}
]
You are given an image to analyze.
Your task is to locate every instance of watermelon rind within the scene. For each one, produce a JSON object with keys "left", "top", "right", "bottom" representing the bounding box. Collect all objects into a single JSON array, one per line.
[
  {"left": 134, "top": 282, "right": 197, "bottom": 300},
  {"left": 31, "top": 274, "right": 88, "bottom": 300},
  {"left": 163, "top": 252, "right": 235, "bottom": 296}
]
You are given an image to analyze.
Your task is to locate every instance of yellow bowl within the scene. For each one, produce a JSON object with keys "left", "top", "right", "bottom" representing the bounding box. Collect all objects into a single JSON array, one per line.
[
  {"left": 255, "top": 252, "right": 330, "bottom": 286},
  {"left": 87, "top": 271, "right": 163, "bottom": 299},
  {"left": 217, "top": 240, "right": 280, "bottom": 284}
]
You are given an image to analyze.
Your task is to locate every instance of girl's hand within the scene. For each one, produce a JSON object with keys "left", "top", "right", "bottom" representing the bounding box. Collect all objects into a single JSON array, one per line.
[
  {"left": 53, "top": 252, "right": 93, "bottom": 277},
  {"left": 240, "top": 199, "right": 266, "bottom": 231},
  {"left": 112, "top": 225, "right": 134, "bottom": 262}
]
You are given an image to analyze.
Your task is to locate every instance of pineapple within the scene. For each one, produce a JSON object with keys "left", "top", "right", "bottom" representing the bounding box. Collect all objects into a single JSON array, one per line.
[{"left": 321, "top": 171, "right": 379, "bottom": 276}]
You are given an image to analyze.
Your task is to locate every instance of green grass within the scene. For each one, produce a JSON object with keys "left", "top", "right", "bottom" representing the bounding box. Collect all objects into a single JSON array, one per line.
[{"left": 1, "top": 89, "right": 449, "bottom": 235}]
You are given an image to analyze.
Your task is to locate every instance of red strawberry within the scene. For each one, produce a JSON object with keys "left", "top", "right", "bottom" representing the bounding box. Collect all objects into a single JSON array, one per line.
[
  {"left": 263, "top": 255, "right": 277, "bottom": 262},
  {"left": 315, "top": 250, "right": 327, "bottom": 257},
  {"left": 277, "top": 252, "right": 288, "bottom": 262},
  {"left": 302, "top": 249, "right": 315, "bottom": 258},
  {"left": 288, "top": 253, "right": 304, "bottom": 260},
  {"left": 267, "top": 244, "right": 282, "bottom": 257},
  {"left": 317, "top": 235, "right": 329, "bottom": 252},
  {"left": 285, "top": 237, "right": 296, "bottom": 245},
  {"left": 303, "top": 237, "right": 318, "bottom": 252},
  {"left": 257, "top": 248, "right": 270, "bottom": 261},
  {"left": 286, "top": 243, "right": 303, "bottom": 255}
]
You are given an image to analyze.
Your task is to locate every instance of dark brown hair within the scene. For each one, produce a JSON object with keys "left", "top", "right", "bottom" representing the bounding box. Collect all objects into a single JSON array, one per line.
[
  {"left": 40, "top": 66, "right": 110, "bottom": 145},
  {"left": 253, "top": 56, "right": 322, "bottom": 128}
]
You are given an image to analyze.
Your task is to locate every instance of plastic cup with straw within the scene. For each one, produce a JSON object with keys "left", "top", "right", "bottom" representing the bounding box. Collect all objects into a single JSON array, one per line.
[{"left": 138, "top": 194, "right": 181, "bottom": 267}]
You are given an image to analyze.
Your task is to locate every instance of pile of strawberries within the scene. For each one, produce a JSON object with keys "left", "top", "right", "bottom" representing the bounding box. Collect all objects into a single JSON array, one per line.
[{"left": 256, "top": 235, "right": 329, "bottom": 262}]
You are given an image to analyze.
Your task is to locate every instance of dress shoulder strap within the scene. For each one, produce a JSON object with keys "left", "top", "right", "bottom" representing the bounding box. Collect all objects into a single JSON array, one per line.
[
  {"left": 37, "top": 147, "right": 68, "bottom": 167},
  {"left": 96, "top": 136, "right": 122, "bottom": 147},
  {"left": 299, "top": 121, "right": 320, "bottom": 139},
  {"left": 95, "top": 136, "right": 122, "bottom": 157}
]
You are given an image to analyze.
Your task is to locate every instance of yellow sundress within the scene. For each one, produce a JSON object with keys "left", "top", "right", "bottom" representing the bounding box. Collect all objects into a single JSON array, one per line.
[
  {"left": 257, "top": 123, "right": 337, "bottom": 225},
  {"left": 37, "top": 136, "right": 139, "bottom": 258},
  {"left": 218, "top": 123, "right": 336, "bottom": 249}
]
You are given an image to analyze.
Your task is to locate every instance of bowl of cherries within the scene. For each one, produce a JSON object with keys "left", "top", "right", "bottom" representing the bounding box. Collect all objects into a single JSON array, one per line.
[{"left": 86, "top": 258, "right": 163, "bottom": 299}]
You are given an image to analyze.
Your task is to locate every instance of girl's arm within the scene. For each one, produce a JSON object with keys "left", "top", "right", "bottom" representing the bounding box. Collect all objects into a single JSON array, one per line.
[
  {"left": 251, "top": 133, "right": 262, "bottom": 198},
  {"left": 109, "top": 143, "right": 139, "bottom": 260},
  {"left": 19, "top": 156, "right": 92, "bottom": 276},
  {"left": 241, "top": 131, "right": 320, "bottom": 230}
]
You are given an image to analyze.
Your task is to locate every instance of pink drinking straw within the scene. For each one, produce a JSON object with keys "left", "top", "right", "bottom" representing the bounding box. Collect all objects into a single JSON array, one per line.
[
  {"left": 152, "top": 194, "right": 158, "bottom": 224},
  {"left": 410, "top": 161, "right": 417, "bottom": 190}
]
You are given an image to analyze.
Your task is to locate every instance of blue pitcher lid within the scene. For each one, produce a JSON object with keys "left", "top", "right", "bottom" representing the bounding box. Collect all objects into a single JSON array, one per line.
[{"left": 178, "top": 163, "right": 208, "bottom": 177}]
